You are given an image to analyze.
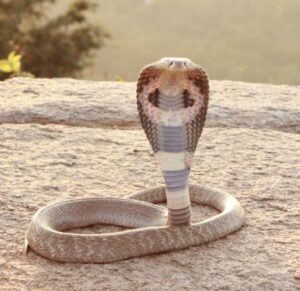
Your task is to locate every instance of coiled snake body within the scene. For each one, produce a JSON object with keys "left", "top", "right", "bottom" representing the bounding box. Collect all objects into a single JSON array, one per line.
[{"left": 25, "top": 58, "right": 245, "bottom": 263}]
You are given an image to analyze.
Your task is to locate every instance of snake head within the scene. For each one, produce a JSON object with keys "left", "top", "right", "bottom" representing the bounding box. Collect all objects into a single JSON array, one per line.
[
  {"left": 153, "top": 57, "right": 192, "bottom": 70},
  {"left": 136, "top": 57, "right": 209, "bottom": 157}
]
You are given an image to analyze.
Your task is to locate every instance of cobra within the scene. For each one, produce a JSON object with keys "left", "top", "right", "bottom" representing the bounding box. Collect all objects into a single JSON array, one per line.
[{"left": 25, "top": 57, "right": 245, "bottom": 263}]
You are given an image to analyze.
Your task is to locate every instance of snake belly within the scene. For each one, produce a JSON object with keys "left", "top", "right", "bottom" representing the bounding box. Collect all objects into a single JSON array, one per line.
[
  {"left": 25, "top": 58, "right": 245, "bottom": 263},
  {"left": 137, "top": 58, "right": 209, "bottom": 226}
]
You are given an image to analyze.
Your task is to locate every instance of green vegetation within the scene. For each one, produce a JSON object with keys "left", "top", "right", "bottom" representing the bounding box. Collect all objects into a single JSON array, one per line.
[
  {"left": 0, "top": 52, "right": 21, "bottom": 75},
  {"left": 1, "top": 0, "right": 299, "bottom": 85},
  {"left": 92, "top": 0, "right": 300, "bottom": 85},
  {"left": 0, "top": 0, "right": 109, "bottom": 80}
]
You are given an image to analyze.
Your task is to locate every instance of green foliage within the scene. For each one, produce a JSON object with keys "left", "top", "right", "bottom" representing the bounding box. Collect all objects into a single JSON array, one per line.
[
  {"left": 0, "top": 52, "right": 21, "bottom": 74},
  {"left": 0, "top": 51, "right": 33, "bottom": 78},
  {"left": 0, "top": 0, "right": 110, "bottom": 80}
]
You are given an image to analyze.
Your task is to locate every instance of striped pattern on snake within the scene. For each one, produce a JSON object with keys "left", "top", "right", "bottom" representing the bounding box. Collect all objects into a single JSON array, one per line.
[{"left": 137, "top": 58, "right": 209, "bottom": 225}]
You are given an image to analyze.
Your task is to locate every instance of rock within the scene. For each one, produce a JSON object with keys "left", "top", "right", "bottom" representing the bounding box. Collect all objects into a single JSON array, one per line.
[
  {"left": 0, "top": 78, "right": 299, "bottom": 132},
  {"left": 0, "top": 77, "right": 299, "bottom": 290}
]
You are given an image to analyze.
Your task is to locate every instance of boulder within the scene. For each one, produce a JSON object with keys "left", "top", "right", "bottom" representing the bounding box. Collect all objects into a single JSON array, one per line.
[{"left": 0, "top": 78, "right": 299, "bottom": 290}]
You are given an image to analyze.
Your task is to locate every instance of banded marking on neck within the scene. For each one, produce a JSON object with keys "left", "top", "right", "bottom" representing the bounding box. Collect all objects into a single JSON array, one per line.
[
  {"left": 137, "top": 58, "right": 209, "bottom": 226},
  {"left": 155, "top": 110, "right": 191, "bottom": 225}
]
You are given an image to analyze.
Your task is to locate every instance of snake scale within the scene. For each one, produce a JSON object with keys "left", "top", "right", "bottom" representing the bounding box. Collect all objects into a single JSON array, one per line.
[{"left": 25, "top": 58, "right": 245, "bottom": 263}]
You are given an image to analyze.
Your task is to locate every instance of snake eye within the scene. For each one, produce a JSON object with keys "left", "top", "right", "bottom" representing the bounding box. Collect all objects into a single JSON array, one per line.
[{"left": 169, "top": 61, "right": 174, "bottom": 67}]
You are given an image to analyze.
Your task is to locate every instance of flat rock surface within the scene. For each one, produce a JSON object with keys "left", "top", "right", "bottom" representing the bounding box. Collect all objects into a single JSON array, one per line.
[
  {"left": 0, "top": 78, "right": 299, "bottom": 290},
  {"left": 1, "top": 78, "right": 299, "bottom": 133}
]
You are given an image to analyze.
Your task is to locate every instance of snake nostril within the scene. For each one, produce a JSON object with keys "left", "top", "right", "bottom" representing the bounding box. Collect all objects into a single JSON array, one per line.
[{"left": 169, "top": 61, "right": 173, "bottom": 67}]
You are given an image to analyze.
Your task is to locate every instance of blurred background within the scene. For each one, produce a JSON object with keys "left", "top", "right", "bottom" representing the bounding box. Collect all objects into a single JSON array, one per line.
[{"left": 0, "top": 0, "right": 299, "bottom": 84}]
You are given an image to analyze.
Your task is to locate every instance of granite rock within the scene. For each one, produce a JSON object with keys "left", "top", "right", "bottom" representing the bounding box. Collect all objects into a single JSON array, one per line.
[{"left": 0, "top": 78, "right": 299, "bottom": 290}]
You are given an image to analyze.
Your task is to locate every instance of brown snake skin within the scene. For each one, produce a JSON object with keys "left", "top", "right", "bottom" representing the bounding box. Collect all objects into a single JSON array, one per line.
[{"left": 25, "top": 58, "right": 245, "bottom": 263}]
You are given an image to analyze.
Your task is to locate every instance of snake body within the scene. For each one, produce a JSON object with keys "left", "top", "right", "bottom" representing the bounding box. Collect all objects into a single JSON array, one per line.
[{"left": 25, "top": 58, "right": 245, "bottom": 263}]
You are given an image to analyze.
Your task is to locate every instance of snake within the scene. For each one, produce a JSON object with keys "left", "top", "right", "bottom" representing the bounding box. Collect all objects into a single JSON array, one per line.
[{"left": 25, "top": 57, "right": 245, "bottom": 263}]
